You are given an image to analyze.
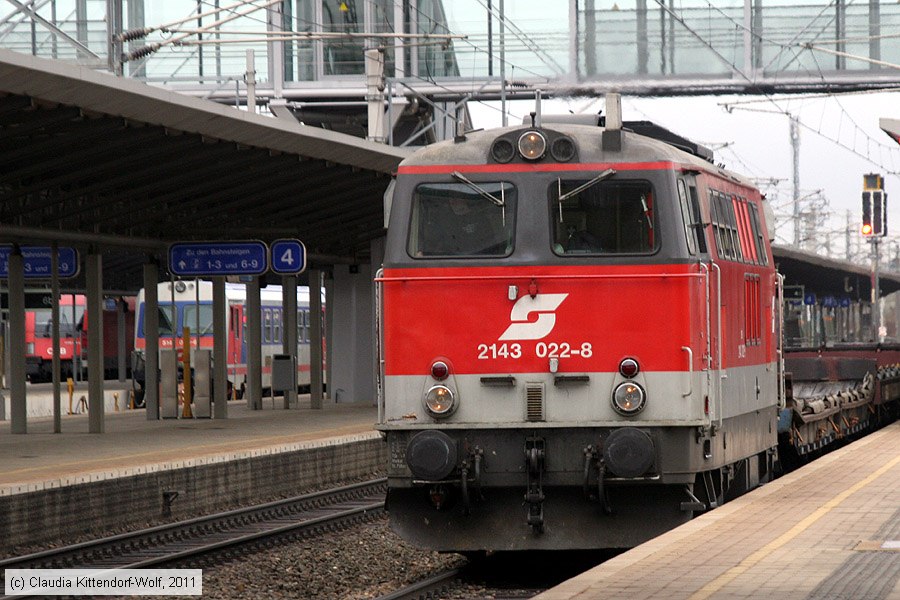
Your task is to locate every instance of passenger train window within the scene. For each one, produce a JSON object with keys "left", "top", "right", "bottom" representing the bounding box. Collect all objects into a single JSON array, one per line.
[
  {"left": 408, "top": 182, "right": 517, "bottom": 257},
  {"left": 273, "top": 308, "right": 282, "bottom": 344},
  {"left": 299, "top": 309, "right": 310, "bottom": 343},
  {"left": 551, "top": 180, "right": 655, "bottom": 255},
  {"left": 183, "top": 304, "right": 213, "bottom": 334},
  {"left": 263, "top": 309, "right": 272, "bottom": 344},
  {"left": 155, "top": 305, "right": 175, "bottom": 336}
]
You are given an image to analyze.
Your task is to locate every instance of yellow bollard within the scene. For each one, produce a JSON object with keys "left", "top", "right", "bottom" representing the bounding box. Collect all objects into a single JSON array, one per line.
[
  {"left": 114, "top": 392, "right": 119, "bottom": 412},
  {"left": 67, "top": 377, "right": 74, "bottom": 415},
  {"left": 129, "top": 390, "right": 135, "bottom": 410}
]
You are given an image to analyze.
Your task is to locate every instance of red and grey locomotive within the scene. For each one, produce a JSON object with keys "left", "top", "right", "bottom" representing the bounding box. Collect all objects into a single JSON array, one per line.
[{"left": 376, "top": 95, "right": 781, "bottom": 551}]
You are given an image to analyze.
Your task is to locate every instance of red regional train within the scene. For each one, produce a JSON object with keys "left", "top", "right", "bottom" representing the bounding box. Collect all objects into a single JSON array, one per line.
[
  {"left": 376, "top": 96, "right": 783, "bottom": 552},
  {"left": 24, "top": 293, "right": 135, "bottom": 382}
]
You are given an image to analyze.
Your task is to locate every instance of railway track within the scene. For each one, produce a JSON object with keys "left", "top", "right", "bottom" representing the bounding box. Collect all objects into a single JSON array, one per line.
[
  {"left": 374, "top": 568, "right": 463, "bottom": 600},
  {"left": 0, "top": 478, "right": 386, "bottom": 598}
]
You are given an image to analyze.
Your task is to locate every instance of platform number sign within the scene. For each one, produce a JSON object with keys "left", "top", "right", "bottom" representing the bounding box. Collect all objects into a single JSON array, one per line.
[{"left": 270, "top": 239, "right": 307, "bottom": 275}]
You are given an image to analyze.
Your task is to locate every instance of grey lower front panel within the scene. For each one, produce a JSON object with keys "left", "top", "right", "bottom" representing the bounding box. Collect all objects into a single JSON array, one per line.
[{"left": 386, "top": 484, "right": 691, "bottom": 551}]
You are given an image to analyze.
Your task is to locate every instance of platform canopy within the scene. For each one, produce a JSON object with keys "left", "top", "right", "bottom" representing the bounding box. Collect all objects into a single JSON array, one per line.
[
  {"left": 0, "top": 49, "right": 410, "bottom": 291},
  {"left": 773, "top": 245, "right": 900, "bottom": 300},
  {"left": 882, "top": 118, "right": 900, "bottom": 146}
]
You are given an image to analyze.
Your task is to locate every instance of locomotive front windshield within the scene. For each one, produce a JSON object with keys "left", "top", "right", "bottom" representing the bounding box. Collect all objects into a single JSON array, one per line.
[
  {"left": 408, "top": 182, "right": 517, "bottom": 257},
  {"left": 551, "top": 179, "right": 656, "bottom": 255}
]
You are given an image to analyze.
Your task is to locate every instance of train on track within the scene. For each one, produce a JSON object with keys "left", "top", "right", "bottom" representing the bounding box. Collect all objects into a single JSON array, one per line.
[
  {"left": 23, "top": 292, "right": 135, "bottom": 382},
  {"left": 375, "top": 95, "right": 900, "bottom": 553},
  {"left": 131, "top": 280, "right": 317, "bottom": 403}
]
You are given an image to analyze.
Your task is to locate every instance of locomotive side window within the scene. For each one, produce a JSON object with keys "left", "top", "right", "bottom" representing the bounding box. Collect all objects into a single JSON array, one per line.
[
  {"left": 708, "top": 191, "right": 726, "bottom": 258},
  {"left": 688, "top": 185, "right": 707, "bottom": 253},
  {"left": 408, "top": 182, "right": 517, "bottom": 257},
  {"left": 710, "top": 190, "right": 743, "bottom": 261},
  {"left": 748, "top": 203, "right": 769, "bottom": 266},
  {"left": 677, "top": 180, "right": 696, "bottom": 254},
  {"left": 34, "top": 309, "right": 81, "bottom": 338},
  {"left": 551, "top": 180, "right": 656, "bottom": 255}
]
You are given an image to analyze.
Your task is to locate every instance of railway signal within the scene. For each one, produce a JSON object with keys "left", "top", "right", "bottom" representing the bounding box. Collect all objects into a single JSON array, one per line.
[{"left": 861, "top": 173, "right": 887, "bottom": 237}]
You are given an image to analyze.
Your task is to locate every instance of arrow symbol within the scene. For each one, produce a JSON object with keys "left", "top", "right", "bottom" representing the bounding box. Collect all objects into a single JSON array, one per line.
[{"left": 179, "top": 260, "right": 187, "bottom": 269}]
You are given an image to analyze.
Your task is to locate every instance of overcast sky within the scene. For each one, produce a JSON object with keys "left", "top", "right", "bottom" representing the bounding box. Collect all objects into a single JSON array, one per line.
[{"left": 468, "top": 91, "right": 900, "bottom": 259}]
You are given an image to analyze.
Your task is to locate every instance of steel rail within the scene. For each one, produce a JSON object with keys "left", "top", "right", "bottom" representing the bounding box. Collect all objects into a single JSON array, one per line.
[
  {"left": 0, "top": 478, "right": 387, "bottom": 599},
  {"left": 374, "top": 569, "right": 462, "bottom": 600}
]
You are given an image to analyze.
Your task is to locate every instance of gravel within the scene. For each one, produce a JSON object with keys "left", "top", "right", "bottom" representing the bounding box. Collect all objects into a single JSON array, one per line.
[
  {"left": 110, "top": 516, "right": 466, "bottom": 600},
  {"left": 199, "top": 517, "right": 466, "bottom": 599}
]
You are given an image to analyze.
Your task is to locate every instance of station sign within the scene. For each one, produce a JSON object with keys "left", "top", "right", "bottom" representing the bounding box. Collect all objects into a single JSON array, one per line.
[
  {"left": 0, "top": 246, "right": 79, "bottom": 279},
  {"left": 270, "top": 239, "right": 307, "bottom": 275},
  {"left": 169, "top": 241, "right": 268, "bottom": 277}
]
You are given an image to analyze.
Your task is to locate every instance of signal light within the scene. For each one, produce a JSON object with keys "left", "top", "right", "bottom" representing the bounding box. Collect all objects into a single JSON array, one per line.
[
  {"left": 862, "top": 186, "right": 888, "bottom": 237},
  {"left": 619, "top": 358, "right": 640, "bottom": 378},
  {"left": 862, "top": 191, "right": 873, "bottom": 236},
  {"left": 431, "top": 360, "right": 449, "bottom": 381},
  {"left": 873, "top": 191, "right": 887, "bottom": 236}
]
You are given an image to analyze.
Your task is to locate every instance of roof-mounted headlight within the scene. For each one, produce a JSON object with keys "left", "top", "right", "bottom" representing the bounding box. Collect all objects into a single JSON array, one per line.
[
  {"left": 490, "top": 139, "right": 515, "bottom": 163},
  {"left": 518, "top": 131, "right": 546, "bottom": 160},
  {"left": 424, "top": 384, "right": 456, "bottom": 417},
  {"left": 550, "top": 136, "right": 576, "bottom": 162}
]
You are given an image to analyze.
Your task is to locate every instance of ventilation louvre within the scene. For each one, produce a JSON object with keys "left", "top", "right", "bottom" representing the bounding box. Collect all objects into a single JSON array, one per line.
[{"left": 525, "top": 382, "right": 545, "bottom": 422}]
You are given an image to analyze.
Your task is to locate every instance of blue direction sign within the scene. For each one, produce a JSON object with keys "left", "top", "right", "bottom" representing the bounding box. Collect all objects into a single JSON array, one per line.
[
  {"left": 169, "top": 241, "right": 268, "bottom": 277},
  {"left": 0, "top": 246, "right": 79, "bottom": 279},
  {"left": 270, "top": 239, "right": 307, "bottom": 275}
]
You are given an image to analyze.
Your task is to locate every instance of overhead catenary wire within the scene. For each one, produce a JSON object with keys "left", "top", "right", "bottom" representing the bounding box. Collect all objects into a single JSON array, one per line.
[
  {"left": 118, "top": 0, "right": 271, "bottom": 42},
  {"left": 122, "top": 0, "right": 282, "bottom": 62}
]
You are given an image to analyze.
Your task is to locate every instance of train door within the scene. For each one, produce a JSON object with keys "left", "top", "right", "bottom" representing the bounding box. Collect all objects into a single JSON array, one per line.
[{"left": 229, "top": 305, "right": 243, "bottom": 366}]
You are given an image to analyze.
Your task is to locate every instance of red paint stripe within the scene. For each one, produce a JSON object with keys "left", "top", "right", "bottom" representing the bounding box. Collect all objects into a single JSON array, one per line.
[{"left": 397, "top": 161, "right": 677, "bottom": 175}]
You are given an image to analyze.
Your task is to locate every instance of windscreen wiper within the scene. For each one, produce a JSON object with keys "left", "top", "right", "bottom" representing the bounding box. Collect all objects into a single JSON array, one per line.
[
  {"left": 451, "top": 171, "right": 505, "bottom": 207},
  {"left": 557, "top": 168, "right": 616, "bottom": 204}
]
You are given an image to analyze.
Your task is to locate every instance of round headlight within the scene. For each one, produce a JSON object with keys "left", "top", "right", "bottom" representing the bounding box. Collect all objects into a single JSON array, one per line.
[
  {"left": 424, "top": 385, "right": 455, "bottom": 417},
  {"left": 612, "top": 382, "right": 646, "bottom": 416},
  {"left": 550, "top": 136, "right": 576, "bottom": 162},
  {"left": 490, "top": 139, "right": 515, "bottom": 163},
  {"left": 517, "top": 131, "right": 546, "bottom": 160}
]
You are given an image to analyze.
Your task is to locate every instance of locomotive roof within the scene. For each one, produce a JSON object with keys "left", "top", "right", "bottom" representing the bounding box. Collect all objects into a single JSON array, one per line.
[{"left": 399, "top": 121, "right": 756, "bottom": 189}]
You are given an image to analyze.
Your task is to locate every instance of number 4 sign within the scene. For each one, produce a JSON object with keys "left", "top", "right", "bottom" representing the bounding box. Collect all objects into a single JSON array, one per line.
[{"left": 270, "top": 239, "right": 307, "bottom": 275}]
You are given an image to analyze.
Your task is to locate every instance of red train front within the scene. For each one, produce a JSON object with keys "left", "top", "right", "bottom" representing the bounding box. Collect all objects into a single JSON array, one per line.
[{"left": 376, "top": 98, "right": 781, "bottom": 552}]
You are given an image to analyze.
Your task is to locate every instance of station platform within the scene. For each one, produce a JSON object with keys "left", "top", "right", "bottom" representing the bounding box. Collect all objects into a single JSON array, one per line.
[
  {"left": 0, "top": 395, "right": 382, "bottom": 552},
  {"left": 536, "top": 421, "right": 900, "bottom": 600}
]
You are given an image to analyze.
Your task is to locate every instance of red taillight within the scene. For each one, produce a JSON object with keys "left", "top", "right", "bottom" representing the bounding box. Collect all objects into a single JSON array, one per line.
[
  {"left": 431, "top": 360, "right": 449, "bottom": 381},
  {"left": 619, "top": 358, "right": 639, "bottom": 378}
]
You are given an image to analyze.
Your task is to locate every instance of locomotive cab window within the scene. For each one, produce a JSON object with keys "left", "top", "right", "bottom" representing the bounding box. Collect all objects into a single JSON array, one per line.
[
  {"left": 551, "top": 179, "right": 656, "bottom": 255},
  {"left": 408, "top": 182, "right": 517, "bottom": 257}
]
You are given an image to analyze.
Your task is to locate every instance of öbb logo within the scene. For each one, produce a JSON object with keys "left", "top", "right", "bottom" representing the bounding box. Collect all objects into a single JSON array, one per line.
[{"left": 499, "top": 294, "right": 568, "bottom": 341}]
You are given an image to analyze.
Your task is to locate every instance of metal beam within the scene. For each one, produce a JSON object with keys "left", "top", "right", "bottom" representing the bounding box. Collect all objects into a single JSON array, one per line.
[{"left": 0, "top": 224, "right": 167, "bottom": 250}]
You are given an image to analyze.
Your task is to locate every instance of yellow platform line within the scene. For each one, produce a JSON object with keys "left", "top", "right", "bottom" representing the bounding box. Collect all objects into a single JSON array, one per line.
[{"left": 690, "top": 451, "right": 900, "bottom": 600}]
